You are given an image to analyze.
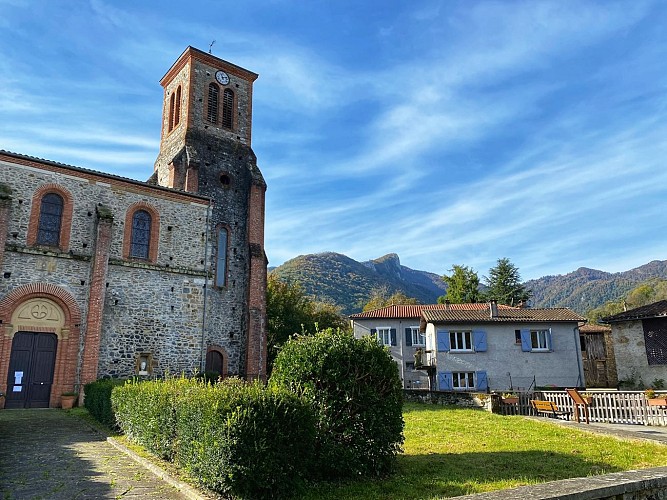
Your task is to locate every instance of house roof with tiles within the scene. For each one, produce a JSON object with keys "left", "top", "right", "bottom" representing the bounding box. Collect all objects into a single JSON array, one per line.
[
  {"left": 349, "top": 303, "right": 518, "bottom": 320},
  {"left": 601, "top": 300, "right": 667, "bottom": 323},
  {"left": 421, "top": 307, "right": 585, "bottom": 324}
]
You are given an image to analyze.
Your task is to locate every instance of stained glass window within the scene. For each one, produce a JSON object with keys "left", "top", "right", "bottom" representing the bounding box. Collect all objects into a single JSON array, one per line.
[
  {"left": 130, "top": 210, "right": 151, "bottom": 259},
  {"left": 37, "top": 193, "right": 63, "bottom": 246}
]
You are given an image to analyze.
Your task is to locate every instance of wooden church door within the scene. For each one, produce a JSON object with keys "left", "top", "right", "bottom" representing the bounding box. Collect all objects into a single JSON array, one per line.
[{"left": 5, "top": 332, "right": 58, "bottom": 408}]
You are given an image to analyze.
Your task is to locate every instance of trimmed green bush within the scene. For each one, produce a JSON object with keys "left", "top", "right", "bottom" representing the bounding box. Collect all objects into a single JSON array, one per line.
[
  {"left": 84, "top": 378, "right": 126, "bottom": 429},
  {"left": 176, "top": 379, "right": 315, "bottom": 499},
  {"left": 270, "top": 328, "right": 405, "bottom": 479},
  {"left": 112, "top": 376, "right": 192, "bottom": 460}
]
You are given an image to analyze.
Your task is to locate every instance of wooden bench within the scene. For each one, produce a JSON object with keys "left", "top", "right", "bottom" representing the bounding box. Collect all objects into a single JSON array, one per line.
[{"left": 530, "top": 399, "right": 571, "bottom": 420}]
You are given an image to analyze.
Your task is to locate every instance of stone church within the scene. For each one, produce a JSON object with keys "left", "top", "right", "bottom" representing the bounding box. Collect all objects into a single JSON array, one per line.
[{"left": 0, "top": 47, "right": 267, "bottom": 409}]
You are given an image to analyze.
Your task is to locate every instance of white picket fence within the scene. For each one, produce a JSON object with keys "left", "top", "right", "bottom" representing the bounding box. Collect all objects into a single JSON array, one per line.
[{"left": 499, "top": 390, "right": 667, "bottom": 426}]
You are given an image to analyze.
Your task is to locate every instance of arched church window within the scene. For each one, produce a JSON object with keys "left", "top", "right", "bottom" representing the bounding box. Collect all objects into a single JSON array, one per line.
[
  {"left": 207, "top": 83, "right": 219, "bottom": 124},
  {"left": 37, "top": 193, "right": 64, "bottom": 246},
  {"left": 130, "top": 210, "right": 151, "bottom": 260},
  {"left": 168, "top": 85, "right": 182, "bottom": 132},
  {"left": 222, "top": 88, "right": 234, "bottom": 129}
]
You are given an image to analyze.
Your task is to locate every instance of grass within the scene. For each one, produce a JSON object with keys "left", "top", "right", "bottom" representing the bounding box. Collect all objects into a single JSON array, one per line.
[{"left": 300, "top": 403, "right": 667, "bottom": 499}]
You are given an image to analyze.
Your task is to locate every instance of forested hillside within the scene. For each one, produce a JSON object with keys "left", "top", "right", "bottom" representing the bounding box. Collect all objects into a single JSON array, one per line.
[
  {"left": 525, "top": 260, "right": 667, "bottom": 314},
  {"left": 269, "top": 253, "right": 446, "bottom": 314}
]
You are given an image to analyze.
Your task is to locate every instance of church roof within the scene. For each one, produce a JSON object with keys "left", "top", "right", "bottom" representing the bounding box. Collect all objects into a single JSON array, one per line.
[{"left": 0, "top": 150, "right": 210, "bottom": 203}]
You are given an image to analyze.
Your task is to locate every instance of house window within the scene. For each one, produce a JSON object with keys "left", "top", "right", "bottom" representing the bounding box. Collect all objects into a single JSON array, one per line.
[
  {"left": 174, "top": 85, "right": 181, "bottom": 127},
  {"left": 410, "top": 326, "right": 425, "bottom": 346},
  {"left": 450, "top": 331, "right": 473, "bottom": 352},
  {"left": 130, "top": 210, "right": 151, "bottom": 259},
  {"left": 207, "top": 83, "right": 219, "bottom": 124},
  {"left": 531, "top": 330, "right": 550, "bottom": 351},
  {"left": 215, "top": 227, "right": 228, "bottom": 287},
  {"left": 37, "top": 193, "right": 64, "bottom": 246},
  {"left": 515, "top": 329, "right": 522, "bottom": 344},
  {"left": 377, "top": 327, "right": 392, "bottom": 346},
  {"left": 222, "top": 88, "right": 234, "bottom": 128},
  {"left": 452, "top": 371, "right": 475, "bottom": 390}
]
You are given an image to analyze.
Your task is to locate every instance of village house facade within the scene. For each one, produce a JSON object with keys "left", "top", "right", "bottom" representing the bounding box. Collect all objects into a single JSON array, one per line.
[
  {"left": 350, "top": 303, "right": 519, "bottom": 390},
  {"left": 351, "top": 302, "right": 586, "bottom": 392},
  {"left": 0, "top": 47, "right": 267, "bottom": 409},
  {"left": 602, "top": 300, "right": 667, "bottom": 388},
  {"left": 422, "top": 304, "right": 586, "bottom": 392}
]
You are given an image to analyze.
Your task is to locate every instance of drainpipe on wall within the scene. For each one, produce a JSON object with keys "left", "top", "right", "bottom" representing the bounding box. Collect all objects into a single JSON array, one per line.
[{"left": 199, "top": 199, "right": 212, "bottom": 373}]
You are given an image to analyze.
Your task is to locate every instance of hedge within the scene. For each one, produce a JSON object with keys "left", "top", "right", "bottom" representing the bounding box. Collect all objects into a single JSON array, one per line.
[
  {"left": 83, "top": 378, "right": 127, "bottom": 429},
  {"left": 112, "top": 377, "right": 315, "bottom": 499},
  {"left": 270, "top": 328, "right": 405, "bottom": 479}
]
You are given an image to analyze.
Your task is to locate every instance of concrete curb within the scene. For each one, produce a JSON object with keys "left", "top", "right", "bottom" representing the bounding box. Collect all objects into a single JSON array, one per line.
[{"left": 106, "top": 437, "right": 211, "bottom": 500}]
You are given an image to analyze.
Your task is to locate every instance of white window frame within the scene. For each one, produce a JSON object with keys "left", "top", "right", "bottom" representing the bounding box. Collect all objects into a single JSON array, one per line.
[
  {"left": 410, "top": 326, "right": 425, "bottom": 347},
  {"left": 377, "top": 327, "right": 392, "bottom": 346},
  {"left": 452, "top": 371, "right": 475, "bottom": 390},
  {"left": 450, "top": 330, "right": 473, "bottom": 352},
  {"left": 531, "top": 329, "right": 550, "bottom": 352}
]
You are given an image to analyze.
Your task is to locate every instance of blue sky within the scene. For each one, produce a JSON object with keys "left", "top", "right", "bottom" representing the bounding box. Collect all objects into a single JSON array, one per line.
[{"left": 1, "top": 1, "right": 667, "bottom": 281}]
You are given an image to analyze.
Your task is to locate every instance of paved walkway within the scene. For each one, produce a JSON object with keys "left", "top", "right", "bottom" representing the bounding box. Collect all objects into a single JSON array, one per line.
[
  {"left": 530, "top": 415, "right": 667, "bottom": 444},
  {"left": 0, "top": 409, "right": 189, "bottom": 500}
]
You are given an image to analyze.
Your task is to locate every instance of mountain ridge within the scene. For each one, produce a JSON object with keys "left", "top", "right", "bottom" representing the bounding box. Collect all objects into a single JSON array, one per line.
[{"left": 270, "top": 253, "right": 667, "bottom": 315}]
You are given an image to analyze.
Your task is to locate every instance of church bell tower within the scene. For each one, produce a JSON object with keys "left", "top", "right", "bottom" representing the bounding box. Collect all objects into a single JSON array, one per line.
[{"left": 153, "top": 46, "right": 267, "bottom": 380}]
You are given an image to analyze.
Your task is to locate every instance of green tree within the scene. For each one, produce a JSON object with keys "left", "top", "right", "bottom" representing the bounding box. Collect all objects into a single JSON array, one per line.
[
  {"left": 438, "top": 264, "right": 483, "bottom": 304},
  {"left": 484, "top": 258, "right": 531, "bottom": 306},
  {"left": 267, "top": 275, "right": 348, "bottom": 371},
  {"left": 362, "top": 286, "right": 419, "bottom": 312}
]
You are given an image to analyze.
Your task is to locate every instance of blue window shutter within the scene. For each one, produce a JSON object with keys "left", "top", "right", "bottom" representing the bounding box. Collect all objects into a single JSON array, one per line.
[
  {"left": 438, "top": 371, "right": 453, "bottom": 391},
  {"left": 520, "top": 329, "right": 532, "bottom": 352},
  {"left": 473, "top": 330, "right": 487, "bottom": 352},
  {"left": 405, "top": 328, "right": 412, "bottom": 347},
  {"left": 476, "top": 371, "right": 488, "bottom": 391},
  {"left": 547, "top": 328, "right": 554, "bottom": 352},
  {"left": 390, "top": 328, "right": 397, "bottom": 346},
  {"left": 437, "top": 330, "right": 450, "bottom": 352}
]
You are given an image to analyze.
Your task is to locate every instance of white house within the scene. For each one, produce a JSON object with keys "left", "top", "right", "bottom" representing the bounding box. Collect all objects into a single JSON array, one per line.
[
  {"left": 422, "top": 303, "right": 586, "bottom": 392},
  {"left": 350, "top": 303, "right": 518, "bottom": 390}
]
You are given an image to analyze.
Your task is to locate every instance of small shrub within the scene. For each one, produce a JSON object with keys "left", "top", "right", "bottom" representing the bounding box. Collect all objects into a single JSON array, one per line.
[
  {"left": 175, "top": 378, "right": 315, "bottom": 499},
  {"left": 270, "top": 328, "right": 404, "bottom": 479},
  {"left": 112, "top": 376, "right": 193, "bottom": 460},
  {"left": 84, "top": 378, "right": 126, "bottom": 429}
]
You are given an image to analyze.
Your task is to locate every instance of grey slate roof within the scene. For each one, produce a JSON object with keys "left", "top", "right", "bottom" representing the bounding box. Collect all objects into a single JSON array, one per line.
[{"left": 601, "top": 300, "right": 667, "bottom": 323}]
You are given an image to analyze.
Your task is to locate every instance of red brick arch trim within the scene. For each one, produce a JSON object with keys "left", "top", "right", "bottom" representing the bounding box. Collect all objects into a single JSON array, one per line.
[
  {"left": 0, "top": 283, "right": 82, "bottom": 326},
  {"left": 27, "top": 183, "right": 74, "bottom": 251},
  {"left": 122, "top": 201, "right": 160, "bottom": 263},
  {"left": 0, "top": 283, "right": 82, "bottom": 408}
]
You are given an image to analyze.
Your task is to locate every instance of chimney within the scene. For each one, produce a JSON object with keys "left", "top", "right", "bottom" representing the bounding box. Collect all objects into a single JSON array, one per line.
[
  {"left": 444, "top": 299, "right": 450, "bottom": 311},
  {"left": 489, "top": 300, "right": 498, "bottom": 318}
]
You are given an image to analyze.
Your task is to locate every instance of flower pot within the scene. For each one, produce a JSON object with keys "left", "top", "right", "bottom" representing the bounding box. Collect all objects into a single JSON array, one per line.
[
  {"left": 61, "top": 394, "right": 77, "bottom": 410},
  {"left": 502, "top": 397, "right": 519, "bottom": 405},
  {"left": 583, "top": 397, "right": 594, "bottom": 405},
  {"left": 648, "top": 398, "right": 667, "bottom": 407}
]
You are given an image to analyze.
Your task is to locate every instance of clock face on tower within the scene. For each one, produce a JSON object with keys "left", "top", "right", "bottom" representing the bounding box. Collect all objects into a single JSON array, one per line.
[{"left": 215, "top": 70, "right": 229, "bottom": 85}]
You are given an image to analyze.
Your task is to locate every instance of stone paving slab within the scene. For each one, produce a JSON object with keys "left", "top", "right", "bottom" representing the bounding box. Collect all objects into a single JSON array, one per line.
[{"left": 0, "top": 409, "right": 188, "bottom": 500}]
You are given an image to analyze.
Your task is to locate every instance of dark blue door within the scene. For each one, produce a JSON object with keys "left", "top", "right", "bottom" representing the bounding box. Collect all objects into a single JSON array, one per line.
[{"left": 5, "top": 332, "right": 57, "bottom": 408}]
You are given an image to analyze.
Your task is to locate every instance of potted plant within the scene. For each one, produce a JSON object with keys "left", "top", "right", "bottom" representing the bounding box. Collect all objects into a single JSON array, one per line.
[
  {"left": 61, "top": 391, "right": 78, "bottom": 410},
  {"left": 501, "top": 392, "right": 519, "bottom": 404},
  {"left": 645, "top": 388, "right": 667, "bottom": 407}
]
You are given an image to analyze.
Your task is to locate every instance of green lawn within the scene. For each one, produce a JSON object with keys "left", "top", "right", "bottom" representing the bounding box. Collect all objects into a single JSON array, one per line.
[{"left": 301, "top": 402, "right": 667, "bottom": 499}]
